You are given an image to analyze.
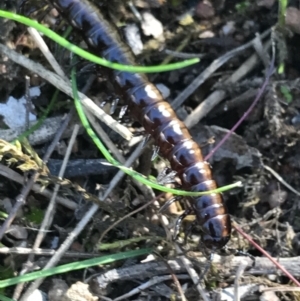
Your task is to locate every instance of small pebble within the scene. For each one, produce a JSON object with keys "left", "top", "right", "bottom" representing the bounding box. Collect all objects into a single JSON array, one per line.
[
  {"left": 196, "top": 1, "right": 215, "bottom": 19},
  {"left": 285, "top": 7, "right": 300, "bottom": 34},
  {"left": 23, "top": 289, "right": 47, "bottom": 301},
  {"left": 291, "top": 114, "right": 300, "bottom": 125},
  {"left": 156, "top": 83, "right": 170, "bottom": 98},
  {"left": 141, "top": 12, "right": 164, "bottom": 39},
  {"left": 222, "top": 21, "right": 236, "bottom": 36},
  {"left": 124, "top": 24, "right": 143, "bottom": 55},
  {"left": 199, "top": 30, "right": 215, "bottom": 39}
]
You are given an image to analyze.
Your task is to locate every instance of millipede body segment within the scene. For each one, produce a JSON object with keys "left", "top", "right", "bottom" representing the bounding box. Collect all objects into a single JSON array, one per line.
[{"left": 49, "top": 0, "right": 231, "bottom": 250}]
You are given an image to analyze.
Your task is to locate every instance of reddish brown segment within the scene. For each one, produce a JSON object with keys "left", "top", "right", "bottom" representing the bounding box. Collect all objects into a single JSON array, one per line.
[{"left": 49, "top": 0, "right": 231, "bottom": 251}]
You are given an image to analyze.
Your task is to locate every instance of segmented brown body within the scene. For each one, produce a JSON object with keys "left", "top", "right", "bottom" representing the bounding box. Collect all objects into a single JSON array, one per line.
[{"left": 49, "top": 0, "right": 231, "bottom": 250}]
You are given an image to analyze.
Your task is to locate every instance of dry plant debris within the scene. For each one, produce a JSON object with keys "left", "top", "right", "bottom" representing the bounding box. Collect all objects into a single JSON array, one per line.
[{"left": 0, "top": 0, "right": 300, "bottom": 300}]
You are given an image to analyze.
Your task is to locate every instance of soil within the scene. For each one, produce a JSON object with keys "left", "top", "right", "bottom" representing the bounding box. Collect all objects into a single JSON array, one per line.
[{"left": 1, "top": 0, "right": 300, "bottom": 300}]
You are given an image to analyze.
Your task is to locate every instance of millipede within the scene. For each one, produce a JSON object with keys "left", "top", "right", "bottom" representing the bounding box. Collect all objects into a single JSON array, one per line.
[{"left": 48, "top": 0, "right": 232, "bottom": 251}]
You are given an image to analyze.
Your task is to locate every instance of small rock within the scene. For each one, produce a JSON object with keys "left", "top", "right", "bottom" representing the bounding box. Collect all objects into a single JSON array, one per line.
[
  {"left": 196, "top": 1, "right": 215, "bottom": 19},
  {"left": 222, "top": 21, "right": 236, "bottom": 36},
  {"left": 49, "top": 236, "right": 60, "bottom": 249},
  {"left": 132, "top": 196, "right": 143, "bottom": 206},
  {"left": 48, "top": 279, "right": 68, "bottom": 301},
  {"left": 23, "top": 289, "right": 47, "bottom": 301},
  {"left": 124, "top": 24, "right": 143, "bottom": 55},
  {"left": 7, "top": 225, "right": 28, "bottom": 240},
  {"left": 291, "top": 114, "right": 300, "bottom": 126},
  {"left": 199, "top": 30, "right": 215, "bottom": 39},
  {"left": 243, "top": 20, "right": 255, "bottom": 31},
  {"left": 285, "top": 7, "right": 300, "bottom": 34},
  {"left": 0, "top": 86, "right": 39, "bottom": 129},
  {"left": 178, "top": 13, "right": 194, "bottom": 26},
  {"left": 268, "top": 189, "right": 287, "bottom": 208},
  {"left": 141, "top": 12, "right": 164, "bottom": 40},
  {"left": 156, "top": 83, "right": 170, "bottom": 98},
  {"left": 61, "top": 281, "right": 99, "bottom": 301}
]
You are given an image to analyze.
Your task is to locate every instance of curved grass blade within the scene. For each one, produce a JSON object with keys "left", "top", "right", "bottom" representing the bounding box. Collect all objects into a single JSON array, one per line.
[
  {"left": 0, "top": 10, "right": 199, "bottom": 73},
  {"left": 0, "top": 248, "right": 152, "bottom": 288}
]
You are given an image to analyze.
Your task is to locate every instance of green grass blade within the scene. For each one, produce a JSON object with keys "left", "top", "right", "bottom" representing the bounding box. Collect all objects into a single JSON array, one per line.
[
  {"left": 0, "top": 10, "right": 199, "bottom": 73},
  {"left": 278, "top": 0, "right": 287, "bottom": 27},
  {"left": 0, "top": 248, "right": 151, "bottom": 288}
]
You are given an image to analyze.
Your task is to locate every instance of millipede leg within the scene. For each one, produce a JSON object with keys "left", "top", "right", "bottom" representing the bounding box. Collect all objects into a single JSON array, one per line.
[
  {"left": 157, "top": 168, "right": 177, "bottom": 185},
  {"left": 184, "top": 219, "right": 197, "bottom": 245},
  {"left": 151, "top": 145, "right": 160, "bottom": 161},
  {"left": 110, "top": 97, "right": 119, "bottom": 115},
  {"left": 159, "top": 196, "right": 181, "bottom": 213},
  {"left": 234, "top": 249, "right": 255, "bottom": 267},
  {"left": 173, "top": 208, "right": 192, "bottom": 241},
  {"left": 142, "top": 134, "right": 151, "bottom": 148},
  {"left": 119, "top": 104, "right": 128, "bottom": 118}
]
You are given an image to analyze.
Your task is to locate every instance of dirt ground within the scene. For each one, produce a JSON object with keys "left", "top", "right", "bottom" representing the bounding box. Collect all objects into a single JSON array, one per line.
[{"left": 1, "top": 0, "right": 300, "bottom": 300}]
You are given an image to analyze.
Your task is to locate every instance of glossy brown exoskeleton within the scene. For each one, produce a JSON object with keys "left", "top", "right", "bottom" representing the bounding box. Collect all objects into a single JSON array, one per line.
[{"left": 49, "top": 0, "right": 231, "bottom": 251}]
